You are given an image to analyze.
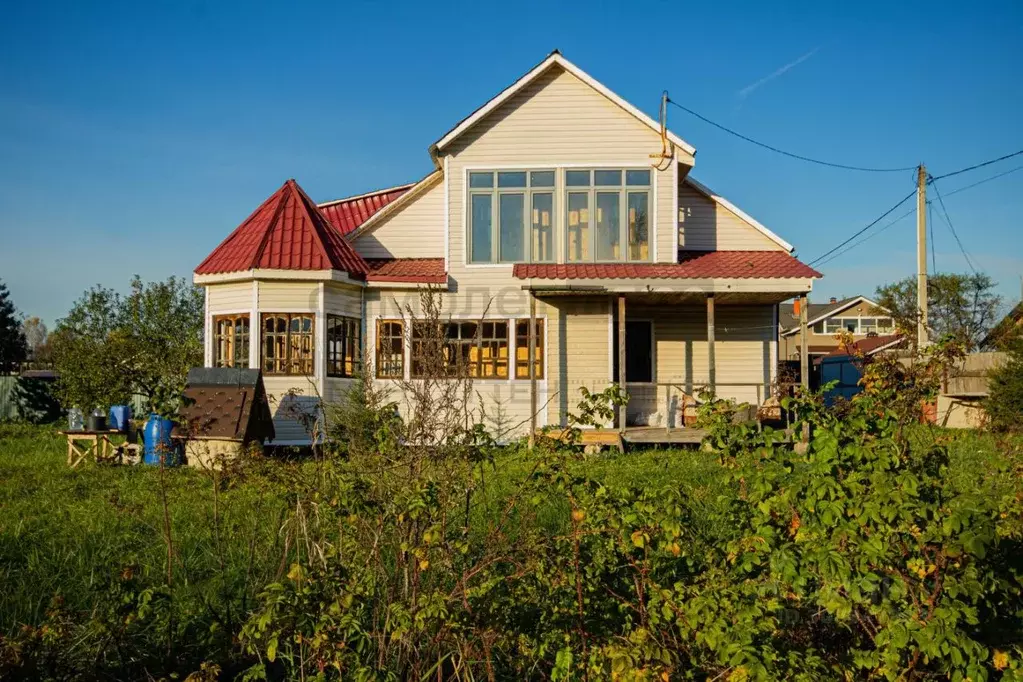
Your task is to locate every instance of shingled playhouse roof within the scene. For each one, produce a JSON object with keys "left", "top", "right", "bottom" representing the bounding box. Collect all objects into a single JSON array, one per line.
[
  {"left": 195, "top": 179, "right": 369, "bottom": 276},
  {"left": 513, "top": 250, "right": 822, "bottom": 281}
]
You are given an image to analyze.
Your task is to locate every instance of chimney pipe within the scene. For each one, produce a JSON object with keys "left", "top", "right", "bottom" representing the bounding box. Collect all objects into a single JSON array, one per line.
[
  {"left": 830, "top": 297, "right": 837, "bottom": 304},
  {"left": 793, "top": 299, "right": 801, "bottom": 316}
]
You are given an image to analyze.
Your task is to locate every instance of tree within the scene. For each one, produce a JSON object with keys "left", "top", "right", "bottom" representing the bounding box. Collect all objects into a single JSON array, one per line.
[
  {"left": 21, "top": 317, "right": 49, "bottom": 361},
  {"left": 0, "top": 280, "right": 28, "bottom": 374},
  {"left": 874, "top": 272, "right": 1002, "bottom": 349},
  {"left": 51, "top": 276, "right": 204, "bottom": 414}
]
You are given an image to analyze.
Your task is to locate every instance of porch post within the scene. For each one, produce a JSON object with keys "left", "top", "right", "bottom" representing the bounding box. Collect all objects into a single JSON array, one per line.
[
  {"left": 706, "top": 294, "right": 716, "bottom": 396},
  {"left": 617, "top": 294, "right": 627, "bottom": 433},
  {"left": 799, "top": 293, "right": 809, "bottom": 390},
  {"left": 528, "top": 291, "right": 537, "bottom": 449}
]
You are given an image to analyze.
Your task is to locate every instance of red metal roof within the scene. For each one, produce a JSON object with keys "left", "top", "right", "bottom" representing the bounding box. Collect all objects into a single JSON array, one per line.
[
  {"left": 365, "top": 258, "right": 447, "bottom": 284},
  {"left": 318, "top": 185, "right": 413, "bottom": 236},
  {"left": 513, "top": 250, "right": 822, "bottom": 280},
  {"left": 195, "top": 179, "right": 369, "bottom": 276}
]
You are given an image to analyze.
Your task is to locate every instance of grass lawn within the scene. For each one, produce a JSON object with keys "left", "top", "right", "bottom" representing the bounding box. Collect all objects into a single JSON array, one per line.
[{"left": 0, "top": 420, "right": 1017, "bottom": 678}]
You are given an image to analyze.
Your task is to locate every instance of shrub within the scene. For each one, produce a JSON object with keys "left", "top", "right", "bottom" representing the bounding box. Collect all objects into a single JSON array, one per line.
[{"left": 987, "top": 336, "right": 1023, "bottom": 433}]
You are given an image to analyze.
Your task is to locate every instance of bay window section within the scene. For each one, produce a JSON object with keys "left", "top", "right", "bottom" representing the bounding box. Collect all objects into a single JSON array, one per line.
[
  {"left": 564, "top": 168, "right": 651, "bottom": 263},
  {"left": 468, "top": 170, "right": 554, "bottom": 264},
  {"left": 326, "top": 315, "right": 361, "bottom": 378},
  {"left": 262, "top": 313, "right": 314, "bottom": 376}
]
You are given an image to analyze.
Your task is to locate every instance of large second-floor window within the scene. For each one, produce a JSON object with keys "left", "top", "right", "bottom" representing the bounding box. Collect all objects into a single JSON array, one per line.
[
  {"left": 468, "top": 170, "right": 555, "bottom": 264},
  {"left": 566, "top": 169, "right": 650, "bottom": 262}
]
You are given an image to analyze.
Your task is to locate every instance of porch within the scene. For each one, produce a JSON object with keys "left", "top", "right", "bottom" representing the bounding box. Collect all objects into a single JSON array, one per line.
[{"left": 521, "top": 285, "right": 813, "bottom": 445}]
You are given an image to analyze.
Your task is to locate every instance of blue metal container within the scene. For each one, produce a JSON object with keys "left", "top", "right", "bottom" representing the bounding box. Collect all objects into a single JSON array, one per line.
[
  {"left": 108, "top": 405, "right": 132, "bottom": 432},
  {"left": 143, "top": 414, "right": 180, "bottom": 466}
]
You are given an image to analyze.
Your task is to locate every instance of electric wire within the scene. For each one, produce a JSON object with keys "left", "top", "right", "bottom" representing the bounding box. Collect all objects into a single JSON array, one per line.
[
  {"left": 930, "top": 149, "right": 1023, "bottom": 181},
  {"left": 929, "top": 178, "right": 979, "bottom": 275},
  {"left": 666, "top": 98, "right": 918, "bottom": 173},
  {"left": 944, "top": 164, "right": 1023, "bottom": 197},
  {"left": 807, "top": 188, "right": 918, "bottom": 266}
]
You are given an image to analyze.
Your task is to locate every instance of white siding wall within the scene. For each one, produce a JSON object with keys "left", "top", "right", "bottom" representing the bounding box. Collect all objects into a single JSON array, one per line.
[
  {"left": 207, "top": 282, "right": 252, "bottom": 314},
  {"left": 678, "top": 183, "right": 784, "bottom": 252},
  {"left": 353, "top": 178, "right": 446, "bottom": 259}
]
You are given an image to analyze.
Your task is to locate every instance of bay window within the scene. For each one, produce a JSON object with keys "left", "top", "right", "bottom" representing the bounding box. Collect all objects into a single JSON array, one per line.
[
  {"left": 213, "top": 314, "right": 250, "bottom": 368},
  {"left": 326, "top": 315, "right": 361, "bottom": 378},
  {"left": 262, "top": 313, "right": 314, "bottom": 375},
  {"left": 468, "top": 170, "right": 555, "bottom": 263}
]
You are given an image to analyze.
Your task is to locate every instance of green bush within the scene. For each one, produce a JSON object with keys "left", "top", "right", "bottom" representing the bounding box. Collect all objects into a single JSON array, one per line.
[{"left": 987, "top": 336, "right": 1023, "bottom": 432}]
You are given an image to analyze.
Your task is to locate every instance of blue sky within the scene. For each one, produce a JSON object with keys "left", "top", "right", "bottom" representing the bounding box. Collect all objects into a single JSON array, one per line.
[{"left": 2, "top": 0, "right": 1021, "bottom": 325}]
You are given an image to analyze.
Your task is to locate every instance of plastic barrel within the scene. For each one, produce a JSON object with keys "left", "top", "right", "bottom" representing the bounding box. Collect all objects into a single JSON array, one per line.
[{"left": 143, "top": 415, "right": 180, "bottom": 466}]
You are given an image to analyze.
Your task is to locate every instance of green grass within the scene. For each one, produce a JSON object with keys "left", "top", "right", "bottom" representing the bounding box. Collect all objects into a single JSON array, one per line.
[{"left": 0, "top": 421, "right": 1016, "bottom": 678}]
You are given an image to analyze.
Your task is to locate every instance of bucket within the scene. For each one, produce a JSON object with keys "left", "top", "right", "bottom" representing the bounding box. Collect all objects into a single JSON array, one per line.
[
  {"left": 108, "top": 405, "right": 132, "bottom": 432},
  {"left": 87, "top": 411, "right": 107, "bottom": 432},
  {"left": 143, "top": 414, "right": 180, "bottom": 466}
]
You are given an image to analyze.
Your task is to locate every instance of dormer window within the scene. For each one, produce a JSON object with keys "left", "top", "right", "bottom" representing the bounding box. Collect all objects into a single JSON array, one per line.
[{"left": 468, "top": 170, "right": 555, "bottom": 264}]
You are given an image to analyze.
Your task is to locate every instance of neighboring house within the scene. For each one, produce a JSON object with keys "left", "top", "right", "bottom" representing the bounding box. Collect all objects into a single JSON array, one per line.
[
  {"left": 818, "top": 334, "right": 905, "bottom": 403},
  {"left": 779, "top": 295, "right": 894, "bottom": 362},
  {"left": 193, "top": 51, "right": 821, "bottom": 444}
]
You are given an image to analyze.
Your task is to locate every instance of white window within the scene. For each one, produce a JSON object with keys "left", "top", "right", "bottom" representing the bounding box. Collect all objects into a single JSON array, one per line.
[
  {"left": 566, "top": 169, "right": 650, "bottom": 263},
  {"left": 468, "top": 170, "right": 555, "bottom": 264}
]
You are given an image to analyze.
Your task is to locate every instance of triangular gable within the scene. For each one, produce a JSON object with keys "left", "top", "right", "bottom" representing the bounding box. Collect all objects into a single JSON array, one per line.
[
  {"left": 343, "top": 170, "right": 443, "bottom": 241},
  {"left": 431, "top": 51, "right": 696, "bottom": 159},
  {"left": 683, "top": 177, "right": 793, "bottom": 253}
]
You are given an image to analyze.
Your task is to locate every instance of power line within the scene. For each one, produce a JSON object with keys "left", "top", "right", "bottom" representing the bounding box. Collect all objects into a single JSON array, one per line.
[
  {"left": 930, "top": 149, "right": 1023, "bottom": 181},
  {"left": 665, "top": 98, "right": 917, "bottom": 173},
  {"left": 945, "top": 164, "right": 1023, "bottom": 197},
  {"left": 807, "top": 188, "right": 918, "bottom": 266},
  {"left": 811, "top": 206, "right": 915, "bottom": 269},
  {"left": 929, "top": 178, "right": 979, "bottom": 274}
]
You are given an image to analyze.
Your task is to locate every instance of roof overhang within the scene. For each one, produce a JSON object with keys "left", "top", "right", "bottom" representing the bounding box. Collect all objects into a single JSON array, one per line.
[
  {"left": 521, "top": 277, "right": 813, "bottom": 296},
  {"left": 683, "top": 177, "right": 793, "bottom": 253},
  {"left": 430, "top": 51, "right": 696, "bottom": 163},
  {"left": 193, "top": 269, "right": 365, "bottom": 287}
]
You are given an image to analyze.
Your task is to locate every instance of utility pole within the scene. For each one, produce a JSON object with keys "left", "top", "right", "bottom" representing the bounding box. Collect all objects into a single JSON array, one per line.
[{"left": 916, "top": 164, "right": 928, "bottom": 347}]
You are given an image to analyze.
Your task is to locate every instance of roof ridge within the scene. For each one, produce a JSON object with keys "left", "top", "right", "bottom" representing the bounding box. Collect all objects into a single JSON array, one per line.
[
  {"left": 317, "top": 183, "right": 415, "bottom": 208},
  {"left": 290, "top": 180, "right": 369, "bottom": 275}
]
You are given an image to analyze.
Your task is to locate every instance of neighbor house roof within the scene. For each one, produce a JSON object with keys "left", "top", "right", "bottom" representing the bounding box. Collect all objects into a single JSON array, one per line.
[
  {"left": 780, "top": 295, "right": 886, "bottom": 334},
  {"left": 825, "top": 334, "right": 905, "bottom": 358},
  {"left": 513, "top": 250, "right": 821, "bottom": 281},
  {"left": 431, "top": 50, "right": 696, "bottom": 159},
  {"left": 318, "top": 184, "right": 414, "bottom": 236},
  {"left": 196, "top": 179, "right": 369, "bottom": 276},
  {"left": 365, "top": 258, "right": 447, "bottom": 284}
]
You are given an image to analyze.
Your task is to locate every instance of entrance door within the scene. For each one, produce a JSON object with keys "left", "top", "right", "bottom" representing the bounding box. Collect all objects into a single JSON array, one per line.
[{"left": 611, "top": 319, "right": 654, "bottom": 383}]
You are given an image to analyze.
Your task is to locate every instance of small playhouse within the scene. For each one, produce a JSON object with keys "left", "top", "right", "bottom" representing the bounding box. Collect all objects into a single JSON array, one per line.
[{"left": 176, "top": 368, "right": 275, "bottom": 468}]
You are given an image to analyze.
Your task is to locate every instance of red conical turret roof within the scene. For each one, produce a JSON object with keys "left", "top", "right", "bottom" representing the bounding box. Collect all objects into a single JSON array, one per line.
[{"left": 195, "top": 179, "right": 368, "bottom": 276}]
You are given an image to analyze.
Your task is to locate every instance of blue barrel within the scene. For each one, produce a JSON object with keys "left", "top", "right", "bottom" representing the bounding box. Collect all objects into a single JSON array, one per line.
[
  {"left": 143, "top": 414, "right": 180, "bottom": 466},
  {"left": 108, "top": 405, "right": 132, "bottom": 432}
]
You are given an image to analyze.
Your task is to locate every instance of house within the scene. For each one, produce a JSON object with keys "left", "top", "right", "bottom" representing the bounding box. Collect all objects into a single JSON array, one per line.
[
  {"left": 818, "top": 334, "right": 905, "bottom": 403},
  {"left": 779, "top": 295, "right": 894, "bottom": 362},
  {"left": 193, "top": 51, "right": 821, "bottom": 445}
]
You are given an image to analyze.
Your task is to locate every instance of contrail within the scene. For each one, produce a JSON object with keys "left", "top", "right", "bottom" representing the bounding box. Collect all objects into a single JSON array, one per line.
[{"left": 736, "top": 47, "right": 820, "bottom": 100}]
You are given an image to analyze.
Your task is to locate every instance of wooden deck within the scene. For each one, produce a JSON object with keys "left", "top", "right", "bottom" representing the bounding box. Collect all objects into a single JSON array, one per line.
[{"left": 539, "top": 426, "right": 709, "bottom": 449}]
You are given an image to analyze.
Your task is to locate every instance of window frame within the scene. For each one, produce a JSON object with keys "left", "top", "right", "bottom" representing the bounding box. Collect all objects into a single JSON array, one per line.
[
  {"left": 813, "top": 315, "right": 895, "bottom": 335},
  {"left": 375, "top": 319, "right": 405, "bottom": 380},
  {"left": 213, "top": 314, "right": 250, "bottom": 368},
  {"left": 260, "top": 313, "right": 315, "bottom": 376},
  {"left": 467, "top": 169, "right": 557, "bottom": 265},
  {"left": 514, "top": 318, "right": 545, "bottom": 380},
  {"left": 411, "top": 319, "right": 510, "bottom": 380},
  {"left": 564, "top": 168, "right": 652, "bottom": 264},
  {"left": 326, "top": 314, "right": 362, "bottom": 378}
]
